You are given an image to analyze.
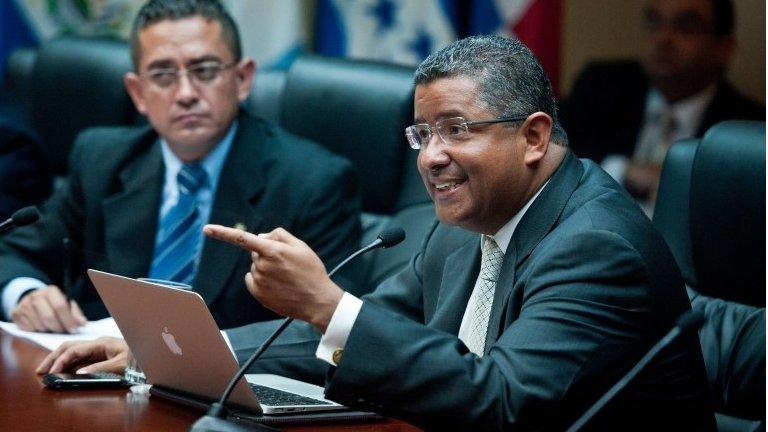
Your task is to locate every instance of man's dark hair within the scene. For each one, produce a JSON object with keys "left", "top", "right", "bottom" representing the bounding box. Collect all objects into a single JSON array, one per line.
[
  {"left": 130, "top": 0, "right": 242, "bottom": 69},
  {"left": 414, "top": 35, "right": 568, "bottom": 146},
  {"left": 710, "top": 0, "right": 734, "bottom": 36}
]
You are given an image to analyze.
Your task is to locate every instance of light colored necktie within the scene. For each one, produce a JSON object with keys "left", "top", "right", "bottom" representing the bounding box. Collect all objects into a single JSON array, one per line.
[
  {"left": 149, "top": 163, "right": 208, "bottom": 286},
  {"left": 465, "top": 236, "right": 504, "bottom": 356},
  {"left": 634, "top": 108, "right": 678, "bottom": 164}
]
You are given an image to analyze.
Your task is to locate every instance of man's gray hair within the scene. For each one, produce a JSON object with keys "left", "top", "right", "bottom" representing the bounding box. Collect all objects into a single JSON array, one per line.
[{"left": 414, "top": 35, "right": 567, "bottom": 146}]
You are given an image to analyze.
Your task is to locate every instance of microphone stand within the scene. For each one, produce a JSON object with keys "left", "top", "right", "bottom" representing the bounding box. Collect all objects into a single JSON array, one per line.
[{"left": 190, "top": 229, "right": 405, "bottom": 432}]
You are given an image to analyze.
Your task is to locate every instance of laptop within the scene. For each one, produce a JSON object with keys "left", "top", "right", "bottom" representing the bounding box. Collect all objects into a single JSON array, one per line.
[{"left": 87, "top": 269, "right": 347, "bottom": 415}]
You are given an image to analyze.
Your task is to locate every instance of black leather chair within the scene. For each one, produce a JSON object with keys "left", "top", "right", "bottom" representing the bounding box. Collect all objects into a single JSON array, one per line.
[
  {"left": 654, "top": 121, "right": 766, "bottom": 431},
  {"left": 275, "top": 55, "right": 433, "bottom": 286},
  {"left": 27, "top": 37, "right": 137, "bottom": 176}
]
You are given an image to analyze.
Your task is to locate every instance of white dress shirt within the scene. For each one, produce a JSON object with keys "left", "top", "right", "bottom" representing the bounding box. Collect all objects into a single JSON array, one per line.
[
  {"left": 600, "top": 85, "right": 716, "bottom": 184},
  {"left": 316, "top": 180, "right": 549, "bottom": 365}
]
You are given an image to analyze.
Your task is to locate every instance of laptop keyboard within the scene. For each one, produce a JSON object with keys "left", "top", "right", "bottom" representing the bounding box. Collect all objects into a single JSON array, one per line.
[{"left": 249, "top": 383, "right": 332, "bottom": 406}]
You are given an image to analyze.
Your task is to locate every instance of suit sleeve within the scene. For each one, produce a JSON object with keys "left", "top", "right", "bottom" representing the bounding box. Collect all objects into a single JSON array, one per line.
[
  {"left": 324, "top": 229, "right": 655, "bottom": 431},
  {"left": 0, "top": 135, "right": 89, "bottom": 319}
]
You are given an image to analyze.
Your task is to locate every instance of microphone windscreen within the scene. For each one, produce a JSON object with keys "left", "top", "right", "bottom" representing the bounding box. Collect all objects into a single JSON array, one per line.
[
  {"left": 675, "top": 309, "right": 705, "bottom": 333},
  {"left": 378, "top": 227, "right": 406, "bottom": 248},
  {"left": 11, "top": 206, "right": 40, "bottom": 226}
]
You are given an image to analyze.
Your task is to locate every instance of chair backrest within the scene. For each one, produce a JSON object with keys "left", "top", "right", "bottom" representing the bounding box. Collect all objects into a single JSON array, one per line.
[
  {"left": 245, "top": 68, "right": 287, "bottom": 126},
  {"left": 28, "top": 37, "right": 137, "bottom": 176},
  {"left": 279, "top": 55, "right": 429, "bottom": 218},
  {"left": 654, "top": 120, "right": 766, "bottom": 426},
  {"left": 689, "top": 121, "right": 765, "bottom": 307}
]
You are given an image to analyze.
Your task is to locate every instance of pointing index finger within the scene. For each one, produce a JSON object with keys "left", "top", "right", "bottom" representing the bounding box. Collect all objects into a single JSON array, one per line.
[{"left": 203, "top": 224, "right": 269, "bottom": 253}]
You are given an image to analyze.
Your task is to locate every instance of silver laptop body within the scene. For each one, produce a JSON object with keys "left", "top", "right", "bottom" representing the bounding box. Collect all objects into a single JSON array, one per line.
[{"left": 87, "top": 269, "right": 345, "bottom": 414}]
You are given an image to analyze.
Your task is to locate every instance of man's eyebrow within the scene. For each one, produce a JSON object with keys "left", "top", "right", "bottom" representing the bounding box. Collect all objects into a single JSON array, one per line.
[
  {"left": 187, "top": 55, "right": 225, "bottom": 66},
  {"left": 414, "top": 109, "right": 466, "bottom": 124},
  {"left": 146, "top": 59, "right": 176, "bottom": 70},
  {"left": 144, "top": 55, "right": 224, "bottom": 70}
]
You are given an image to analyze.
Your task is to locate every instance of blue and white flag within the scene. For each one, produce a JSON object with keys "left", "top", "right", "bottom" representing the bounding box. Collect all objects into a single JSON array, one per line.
[
  {"left": 224, "top": 0, "right": 310, "bottom": 70},
  {"left": 316, "top": 0, "right": 459, "bottom": 66}
]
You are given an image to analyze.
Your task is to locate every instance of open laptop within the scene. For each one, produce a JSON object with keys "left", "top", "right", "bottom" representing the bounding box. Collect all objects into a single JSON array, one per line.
[{"left": 87, "top": 269, "right": 347, "bottom": 415}]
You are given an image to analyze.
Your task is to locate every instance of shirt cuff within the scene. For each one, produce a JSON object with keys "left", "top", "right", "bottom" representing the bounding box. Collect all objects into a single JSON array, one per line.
[
  {"left": 601, "top": 154, "right": 629, "bottom": 185},
  {"left": 315, "top": 292, "right": 362, "bottom": 366},
  {"left": 2, "top": 277, "right": 47, "bottom": 320}
]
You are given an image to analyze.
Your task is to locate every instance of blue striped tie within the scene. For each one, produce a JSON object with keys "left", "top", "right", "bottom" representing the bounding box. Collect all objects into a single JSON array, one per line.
[{"left": 148, "top": 163, "right": 208, "bottom": 286}]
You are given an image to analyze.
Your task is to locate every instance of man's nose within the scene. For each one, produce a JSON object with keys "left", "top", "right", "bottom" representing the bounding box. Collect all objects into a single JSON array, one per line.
[
  {"left": 418, "top": 134, "right": 450, "bottom": 172},
  {"left": 174, "top": 73, "right": 199, "bottom": 105}
]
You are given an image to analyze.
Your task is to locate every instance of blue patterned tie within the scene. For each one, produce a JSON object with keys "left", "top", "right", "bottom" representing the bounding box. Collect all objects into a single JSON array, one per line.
[{"left": 149, "top": 163, "right": 208, "bottom": 286}]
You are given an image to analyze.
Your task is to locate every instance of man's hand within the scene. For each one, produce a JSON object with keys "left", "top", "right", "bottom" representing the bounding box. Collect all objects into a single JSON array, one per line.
[
  {"left": 12, "top": 285, "right": 87, "bottom": 333},
  {"left": 36, "top": 336, "right": 130, "bottom": 375},
  {"left": 624, "top": 162, "right": 662, "bottom": 203},
  {"left": 204, "top": 225, "right": 344, "bottom": 333}
]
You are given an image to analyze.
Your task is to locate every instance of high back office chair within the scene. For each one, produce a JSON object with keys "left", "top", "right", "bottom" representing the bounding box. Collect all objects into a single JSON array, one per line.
[
  {"left": 27, "top": 37, "right": 137, "bottom": 176},
  {"left": 278, "top": 55, "right": 433, "bottom": 286},
  {"left": 653, "top": 121, "right": 766, "bottom": 431}
]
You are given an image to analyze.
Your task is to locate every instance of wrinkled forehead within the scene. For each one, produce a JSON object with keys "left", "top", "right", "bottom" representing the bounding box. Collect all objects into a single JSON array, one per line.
[
  {"left": 414, "top": 76, "right": 491, "bottom": 123},
  {"left": 136, "top": 16, "right": 232, "bottom": 69}
]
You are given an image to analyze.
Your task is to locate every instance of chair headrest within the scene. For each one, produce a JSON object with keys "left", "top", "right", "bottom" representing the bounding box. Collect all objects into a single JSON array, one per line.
[
  {"left": 653, "top": 138, "right": 699, "bottom": 286},
  {"left": 280, "top": 55, "right": 415, "bottom": 214},
  {"left": 29, "top": 37, "right": 136, "bottom": 175},
  {"left": 690, "top": 121, "right": 766, "bottom": 306}
]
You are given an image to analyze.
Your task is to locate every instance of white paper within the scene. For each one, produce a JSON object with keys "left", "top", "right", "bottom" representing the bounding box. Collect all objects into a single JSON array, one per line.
[{"left": 0, "top": 317, "right": 123, "bottom": 351}]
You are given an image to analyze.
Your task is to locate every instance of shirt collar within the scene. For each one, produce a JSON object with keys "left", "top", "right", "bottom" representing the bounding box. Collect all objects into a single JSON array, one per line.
[
  {"left": 487, "top": 179, "right": 550, "bottom": 254},
  {"left": 159, "top": 121, "right": 238, "bottom": 192},
  {"left": 646, "top": 85, "right": 716, "bottom": 137}
]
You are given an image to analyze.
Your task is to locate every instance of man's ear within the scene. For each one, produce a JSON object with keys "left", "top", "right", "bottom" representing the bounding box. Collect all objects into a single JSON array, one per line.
[
  {"left": 521, "top": 112, "right": 553, "bottom": 166},
  {"left": 236, "top": 58, "right": 256, "bottom": 103},
  {"left": 124, "top": 72, "right": 147, "bottom": 114}
]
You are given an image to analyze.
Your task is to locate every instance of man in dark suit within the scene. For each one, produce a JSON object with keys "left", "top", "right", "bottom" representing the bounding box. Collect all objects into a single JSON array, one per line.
[
  {"left": 38, "top": 36, "right": 714, "bottom": 430},
  {"left": 0, "top": 0, "right": 360, "bottom": 332},
  {"left": 561, "top": 0, "right": 763, "bottom": 209}
]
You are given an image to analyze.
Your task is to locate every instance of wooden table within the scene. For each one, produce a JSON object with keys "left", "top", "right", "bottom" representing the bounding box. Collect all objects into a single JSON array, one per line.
[{"left": 0, "top": 330, "right": 420, "bottom": 432}]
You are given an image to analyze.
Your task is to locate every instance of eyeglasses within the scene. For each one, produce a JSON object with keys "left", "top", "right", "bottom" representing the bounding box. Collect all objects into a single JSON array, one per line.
[
  {"left": 405, "top": 115, "right": 529, "bottom": 150},
  {"left": 141, "top": 61, "right": 235, "bottom": 89}
]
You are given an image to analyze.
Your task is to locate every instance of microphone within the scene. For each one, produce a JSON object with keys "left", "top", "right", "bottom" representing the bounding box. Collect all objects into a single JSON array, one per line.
[
  {"left": 566, "top": 309, "right": 706, "bottom": 432},
  {"left": 0, "top": 206, "right": 40, "bottom": 235},
  {"left": 190, "top": 227, "right": 407, "bottom": 432}
]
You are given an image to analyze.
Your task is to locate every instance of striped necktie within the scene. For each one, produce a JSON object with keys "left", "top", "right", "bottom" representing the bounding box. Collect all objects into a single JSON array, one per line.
[
  {"left": 148, "top": 163, "right": 208, "bottom": 286},
  {"left": 465, "top": 236, "right": 504, "bottom": 356}
]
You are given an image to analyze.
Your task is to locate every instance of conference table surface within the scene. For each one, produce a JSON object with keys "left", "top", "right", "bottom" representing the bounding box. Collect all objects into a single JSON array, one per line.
[{"left": 0, "top": 329, "right": 421, "bottom": 431}]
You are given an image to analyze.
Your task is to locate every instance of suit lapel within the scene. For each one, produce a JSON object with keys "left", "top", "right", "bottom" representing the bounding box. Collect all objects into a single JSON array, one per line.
[
  {"left": 102, "top": 131, "right": 163, "bottom": 278},
  {"left": 429, "top": 237, "right": 480, "bottom": 334},
  {"left": 194, "top": 115, "right": 268, "bottom": 305},
  {"left": 484, "top": 151, "right": 584, "bottom": 353}
]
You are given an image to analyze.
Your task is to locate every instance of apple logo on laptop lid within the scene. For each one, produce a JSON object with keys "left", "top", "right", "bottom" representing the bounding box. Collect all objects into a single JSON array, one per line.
[{"left": 162, "top": 327, "right": 183, "bottom": 356}]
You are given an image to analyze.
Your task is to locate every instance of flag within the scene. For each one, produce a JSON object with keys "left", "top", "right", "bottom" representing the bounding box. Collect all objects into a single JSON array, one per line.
[
  {"left": 315, "top": 0, "right": 459, "bottom": 66},
  {"left": 223, "top": 0, "right": 310, "bottom": 70},
  {"left": 469, "top": 0, "right": 563, "bottom": 93}
]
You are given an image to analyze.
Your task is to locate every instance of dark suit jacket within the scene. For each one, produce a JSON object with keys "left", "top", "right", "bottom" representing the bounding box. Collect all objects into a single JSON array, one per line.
[
  {"left": 228, "top": 151, "right": 714, "bottom": 430},
  {"left": 560, "top": 61, "right": 765, "bottom": 163},
  {"left": 0, "top": 111, "right": 362, "bottom": 329},
  {"left": 0, "top": 117, "right": 52, "bottom": 219}
]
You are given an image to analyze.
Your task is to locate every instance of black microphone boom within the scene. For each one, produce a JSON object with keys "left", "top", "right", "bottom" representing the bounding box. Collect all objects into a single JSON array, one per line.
[
  {"left": 0, "top": 206, "right": 40, "bottom": 235},
  {"left": 190, "top": 227, "right": 407, "bottom": 432},
  {"left": 565, "top": 309, "right": 706, "bottom": 432}
]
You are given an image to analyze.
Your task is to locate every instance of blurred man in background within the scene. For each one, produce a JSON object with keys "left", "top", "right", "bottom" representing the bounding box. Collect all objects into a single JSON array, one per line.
[{"left": 561, "top": 0, "right": 763, "bottom": 212}]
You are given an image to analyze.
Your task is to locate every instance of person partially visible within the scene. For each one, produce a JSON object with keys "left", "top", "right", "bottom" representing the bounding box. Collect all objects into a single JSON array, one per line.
[
  {"left": 561, "top": 0, "right": 764, "bottom": 211},
  {"left": 39, "top": 35, "right": 715, "bottom": 431},
  {"left": 0, "top": 117, "right": 52, "bottom": 220},
  {"left": 0, "top": 0, "right": 361, "bottom": 333}
]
